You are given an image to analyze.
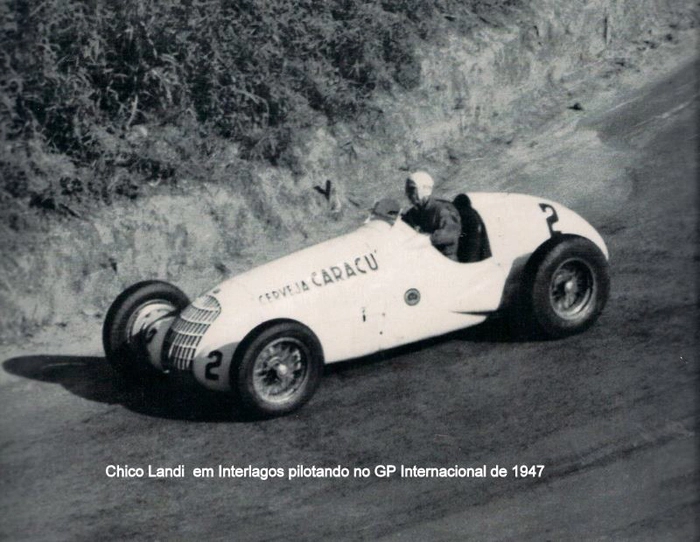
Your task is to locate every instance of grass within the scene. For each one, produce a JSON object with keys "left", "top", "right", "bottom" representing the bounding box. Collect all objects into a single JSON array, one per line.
[{"left": 0, "top": 0, "right": 518, "bottom": 219}]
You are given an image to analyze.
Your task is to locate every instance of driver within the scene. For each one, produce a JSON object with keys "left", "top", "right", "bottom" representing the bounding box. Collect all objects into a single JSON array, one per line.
[{"left": 402, "top": 171, "right": 461, "bottom": 261}]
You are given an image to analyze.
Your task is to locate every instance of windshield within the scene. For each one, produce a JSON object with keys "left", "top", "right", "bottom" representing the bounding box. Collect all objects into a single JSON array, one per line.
[{"left": 369, "top": 197, "right": 402, "bottom": 225}]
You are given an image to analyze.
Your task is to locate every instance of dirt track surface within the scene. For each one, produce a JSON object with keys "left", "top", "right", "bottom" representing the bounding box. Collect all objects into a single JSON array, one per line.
[{"left": 1, "top": 59, "right": 698, "bottom": 540}]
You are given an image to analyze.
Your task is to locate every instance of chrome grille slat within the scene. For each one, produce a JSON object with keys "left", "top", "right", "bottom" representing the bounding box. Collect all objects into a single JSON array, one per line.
[{"left": 162, "top": 294, "right": 221, "bottom": 372}]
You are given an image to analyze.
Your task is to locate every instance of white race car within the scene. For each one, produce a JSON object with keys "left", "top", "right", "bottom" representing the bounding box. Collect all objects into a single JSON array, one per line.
[{"left": 103, "top": 192, "right": 610, "bottom": 416}]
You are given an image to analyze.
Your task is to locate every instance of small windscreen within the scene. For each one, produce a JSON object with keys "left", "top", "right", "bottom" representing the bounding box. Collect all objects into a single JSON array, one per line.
[{"left": 370, "top": 198, "right": 401, "bottom": 224}]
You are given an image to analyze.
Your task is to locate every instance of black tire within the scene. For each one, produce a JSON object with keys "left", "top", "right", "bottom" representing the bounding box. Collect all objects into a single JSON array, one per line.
[
  {"left": 522, "top": 237, "right": 609, "bottom": 338},
  {"left": 103, "top": 280, "right": 190, "bottom": 377},
  {"left": 232, "top": 322, "right": 323, "bottom": 417}
]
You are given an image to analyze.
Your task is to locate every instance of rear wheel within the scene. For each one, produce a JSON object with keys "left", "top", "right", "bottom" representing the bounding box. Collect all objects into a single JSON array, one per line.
[
  {"left": 524, "top": 237, "right": 609, "bottom": 338},
  {"left": 233, "top": 322, "right": 323, "bottom": 417},
  {"left": 103, "top": 281, "right": 190, "bottom": 377}
]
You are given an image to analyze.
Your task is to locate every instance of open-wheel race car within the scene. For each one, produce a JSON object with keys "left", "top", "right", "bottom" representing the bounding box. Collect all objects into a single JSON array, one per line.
[{"left": 103, "top": 192, "right": 610, "bottom": 416}]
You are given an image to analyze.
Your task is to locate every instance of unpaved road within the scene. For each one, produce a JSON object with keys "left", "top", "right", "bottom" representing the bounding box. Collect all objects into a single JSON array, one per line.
[{"left": 1, "top": 59, "right": 698, "bottom": 541}]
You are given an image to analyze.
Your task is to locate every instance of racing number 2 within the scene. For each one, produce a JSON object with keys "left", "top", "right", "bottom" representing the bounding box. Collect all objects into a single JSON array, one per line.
[
  {"left": 539, "top": 203, "right": 560, "bottom": 238},
  {"left": 205, "top": 350, "right": 223, "bottom": 381}
]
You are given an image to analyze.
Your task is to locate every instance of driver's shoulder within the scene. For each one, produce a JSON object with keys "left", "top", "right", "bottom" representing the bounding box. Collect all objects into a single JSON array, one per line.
[
  {"left": 432, "top": 198, "right": 460, "bottom": 219},
  {"left": 433, "top": 197, "right": 457, "bottom": 208}
]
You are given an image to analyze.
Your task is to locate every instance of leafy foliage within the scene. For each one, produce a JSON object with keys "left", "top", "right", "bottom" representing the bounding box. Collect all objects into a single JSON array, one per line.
[{"left": 0, "top": 0, "right": 516, "bottom": 213}]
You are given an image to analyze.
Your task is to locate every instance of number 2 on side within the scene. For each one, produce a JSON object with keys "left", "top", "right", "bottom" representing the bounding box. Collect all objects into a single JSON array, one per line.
[
  {"left": 205, "top": 350, "right": 223, "bottom": 380},
  {"left": 539, "top": 203, "right": 560, "bottom": 237}
]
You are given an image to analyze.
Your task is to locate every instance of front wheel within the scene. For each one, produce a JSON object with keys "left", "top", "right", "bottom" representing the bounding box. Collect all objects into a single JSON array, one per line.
[
  {"left": 525, "top": 237, "right": 610, "bottom": 338},
  {"left": 232, "top": 323, "right": 323, "bottom": 417},
  {"left": 103, "top": 280, "right": 190, "bottom": 377}
]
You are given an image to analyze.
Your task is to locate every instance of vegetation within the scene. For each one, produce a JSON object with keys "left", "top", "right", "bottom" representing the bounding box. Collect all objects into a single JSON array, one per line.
[{"left": 1, "top": 0, "right": 517, "bottom": 216}]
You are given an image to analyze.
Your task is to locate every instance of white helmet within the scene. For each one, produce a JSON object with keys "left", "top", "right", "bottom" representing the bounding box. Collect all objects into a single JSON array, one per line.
[{"left": 405, "top": 171, "right": 434, "bottom": 203}]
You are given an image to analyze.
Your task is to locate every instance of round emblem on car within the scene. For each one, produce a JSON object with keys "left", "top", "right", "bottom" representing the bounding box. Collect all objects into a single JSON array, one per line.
[{"left": 404, "top": 288, "right": 421, "bottom": 306}]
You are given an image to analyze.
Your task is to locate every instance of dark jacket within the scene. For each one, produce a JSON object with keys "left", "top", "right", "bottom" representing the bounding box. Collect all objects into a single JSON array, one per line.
[{"left": 402, "top": 198, "right": 462, "bottom": 260}]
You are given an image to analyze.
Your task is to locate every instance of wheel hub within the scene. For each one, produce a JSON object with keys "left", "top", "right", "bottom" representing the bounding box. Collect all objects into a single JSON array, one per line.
[
  {"left": 550, "top": 259, "right": 595, "bottom": 320},
  {"left": 253, "top": 339, "right": 307, "bottom": 404},
  {"left": 127, "top": 301, "right": 176, "bottom": 344}
]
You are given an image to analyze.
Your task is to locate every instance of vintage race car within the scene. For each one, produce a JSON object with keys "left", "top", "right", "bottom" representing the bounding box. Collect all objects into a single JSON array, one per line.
[{"left": 103, "top": 192, "right": 610, "bottom": 416}]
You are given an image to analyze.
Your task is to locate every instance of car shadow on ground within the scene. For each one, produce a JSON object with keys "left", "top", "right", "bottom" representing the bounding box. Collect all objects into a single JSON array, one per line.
[
  {"left": 2, "top": 354, "right": 253, "bottom": 423},
  {"left": 2, "top": 319, "right": 539, "bottom": 421}
]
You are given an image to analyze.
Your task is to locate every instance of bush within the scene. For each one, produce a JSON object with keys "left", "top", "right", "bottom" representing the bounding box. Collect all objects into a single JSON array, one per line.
[{"left": 0, "top": 0, "right": 517, "bottom": 213}]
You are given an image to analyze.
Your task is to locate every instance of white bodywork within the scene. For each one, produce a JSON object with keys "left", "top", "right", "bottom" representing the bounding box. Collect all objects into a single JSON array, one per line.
[{"left": 146, "top": 192, "right": 608, "bottom": 392}]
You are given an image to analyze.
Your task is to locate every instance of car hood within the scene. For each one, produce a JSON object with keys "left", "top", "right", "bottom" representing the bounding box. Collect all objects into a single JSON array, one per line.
[{"left": 203, "top": 218, "right": 392, "bottom": 307}]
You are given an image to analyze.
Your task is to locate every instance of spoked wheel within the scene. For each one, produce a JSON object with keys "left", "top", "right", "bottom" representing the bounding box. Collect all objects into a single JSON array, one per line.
[
  {"left": 252, "top": 338, "right": 310, "bottom": 405},
  {"left": 526, "top": 237, "right": 610, "bottom": 338},
  {"left": 548, "top": 258, "right": 595, "bottom": 321},
  {"left": 103, "top": 281, "right": 190, "bottom": 377},
  {"left": 234, "top": 323, "right": 323, "bottom": 417}
]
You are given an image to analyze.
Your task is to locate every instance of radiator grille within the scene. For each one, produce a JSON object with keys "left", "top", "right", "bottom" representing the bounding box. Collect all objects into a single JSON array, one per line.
[{"left": 163, "top": 295, "right": 221, "bottom": 371}]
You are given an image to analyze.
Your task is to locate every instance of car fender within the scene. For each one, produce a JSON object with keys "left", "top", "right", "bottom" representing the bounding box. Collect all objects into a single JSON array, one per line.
[
  {"left": 469, "top": 192, "right": 608, "bottom": 309},
  {"left": 470, "top": 193, "right": 608, "bottom": 262}
]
